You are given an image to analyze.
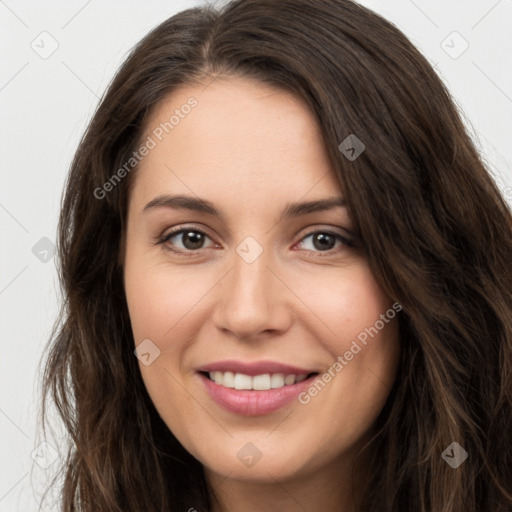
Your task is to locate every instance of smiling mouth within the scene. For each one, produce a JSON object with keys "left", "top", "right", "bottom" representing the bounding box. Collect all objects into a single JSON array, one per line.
[{"left": 200, "top": 371, "right": 319, "bottom": 391}]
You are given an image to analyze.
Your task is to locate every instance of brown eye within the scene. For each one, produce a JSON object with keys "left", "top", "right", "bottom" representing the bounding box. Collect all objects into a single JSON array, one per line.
[
  {"left": 160, "top": 228, "right": 215, "bottom": 252},
  {"left": 298, "top": 231, "right": 354, "bottom": 253},
  {"left": 311, "top": 233, "right": 337, "bottom": 251},
  {"left": 178, "top": 230, "right": 206, "bottom": 250}
]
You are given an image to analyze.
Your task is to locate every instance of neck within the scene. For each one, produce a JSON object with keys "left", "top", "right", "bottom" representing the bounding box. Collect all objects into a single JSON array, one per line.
[{"left": 205, "top": 450, "right": 365, "bottom": 512}]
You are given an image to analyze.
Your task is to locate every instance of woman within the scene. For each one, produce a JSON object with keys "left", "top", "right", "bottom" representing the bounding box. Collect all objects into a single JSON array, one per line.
[{"left": 40, "top": 0, "right": 512, "bottom": 510}]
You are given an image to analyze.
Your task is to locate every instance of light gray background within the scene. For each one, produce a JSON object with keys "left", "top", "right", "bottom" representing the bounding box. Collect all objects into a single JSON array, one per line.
[{"left": 1, "top": 1, "right": 511, "bottom": 510}]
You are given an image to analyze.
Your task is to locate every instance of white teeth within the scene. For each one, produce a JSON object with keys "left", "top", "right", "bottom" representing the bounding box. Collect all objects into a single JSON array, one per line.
[
  {"left": 234, "top": 373, "right": 252, "bottom": 390},
  {"left": 207, "top": 371, "right": 310, "bottom": 390},
  {"left": 284, "top": 374, "right": 296, "bottom": 385},
  {"left": 223, "top": 371, "right": 235, "bottom": 388},
  {"left": 270, "top": 373, "right": 285, "bottom": 388},
  {"left": 252, "top": 374, "right": 271, "bottom": 390}
]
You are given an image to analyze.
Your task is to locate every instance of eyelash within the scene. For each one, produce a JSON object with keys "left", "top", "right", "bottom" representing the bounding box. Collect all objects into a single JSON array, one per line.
[{"left": 156, "top": 225, "right": 355, "bottom": 258}]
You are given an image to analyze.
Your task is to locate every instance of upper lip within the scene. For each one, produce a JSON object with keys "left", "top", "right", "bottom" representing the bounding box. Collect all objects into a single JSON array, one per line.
[{"left": 196, "top": 360, "right": 318, "bottom": 377}]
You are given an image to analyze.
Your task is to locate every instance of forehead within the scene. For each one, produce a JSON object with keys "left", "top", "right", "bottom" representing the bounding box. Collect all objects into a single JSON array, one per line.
[{"left": 131, "top": 75, "right": 342, "bottom": 207}]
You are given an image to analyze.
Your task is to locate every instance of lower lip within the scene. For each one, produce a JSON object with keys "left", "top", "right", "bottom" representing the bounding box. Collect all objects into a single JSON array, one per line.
[{"left": 198, "top": 372, "right": 317, "bottom": 416}]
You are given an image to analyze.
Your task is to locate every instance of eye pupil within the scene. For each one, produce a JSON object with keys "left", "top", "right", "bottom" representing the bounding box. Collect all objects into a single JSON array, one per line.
[
  {"left": 183, "top": 231, "right": 204, "bottom": 250},
  {"left": 313, "top": 233, "right": 336, "bottom": 251}
]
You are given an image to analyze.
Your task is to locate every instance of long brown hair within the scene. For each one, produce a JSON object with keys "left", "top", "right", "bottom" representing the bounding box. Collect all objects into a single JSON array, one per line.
[{"left": 39, "top": 0, "right": 512, "bottom": 510}]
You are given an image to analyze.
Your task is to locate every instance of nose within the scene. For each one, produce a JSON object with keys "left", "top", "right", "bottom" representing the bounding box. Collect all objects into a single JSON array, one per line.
[{"left": 212, "top": 247, "right": 292, "bottom": 340}]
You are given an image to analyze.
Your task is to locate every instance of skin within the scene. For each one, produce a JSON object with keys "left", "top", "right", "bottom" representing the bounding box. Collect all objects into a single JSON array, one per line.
[{"left": 123, "top": 75, "right": 401, "bottom": 512}]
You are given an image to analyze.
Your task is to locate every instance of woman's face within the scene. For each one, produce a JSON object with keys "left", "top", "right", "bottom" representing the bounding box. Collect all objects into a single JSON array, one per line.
[{"left": 123, "top": 75, "right": 400, "bottom": 484}]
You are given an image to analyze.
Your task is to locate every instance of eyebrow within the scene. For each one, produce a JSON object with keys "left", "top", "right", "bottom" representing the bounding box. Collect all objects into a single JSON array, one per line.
[{"left": 143, "top": 194, "right": 346, "bottom": 223}]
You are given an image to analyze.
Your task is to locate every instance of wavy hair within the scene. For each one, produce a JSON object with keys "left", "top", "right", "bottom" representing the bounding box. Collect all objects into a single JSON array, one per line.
[{"left": 40, "top": 0, "right": 512, "bottom": 510}]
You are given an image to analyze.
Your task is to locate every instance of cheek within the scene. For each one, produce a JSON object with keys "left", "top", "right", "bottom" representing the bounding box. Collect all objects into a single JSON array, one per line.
[
  {"left": 294, "top": 263, "right": 400, "bottom": 427},
  {"left": 123, "top": 255, "right": 207, "bottom": 428},
  {"left": 293, "top": 260, "right": 394, "bottom": 346},
  {"left": 124, "top": 254, "right": 212, "bottom": 345}
]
